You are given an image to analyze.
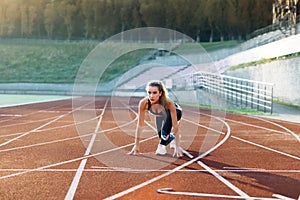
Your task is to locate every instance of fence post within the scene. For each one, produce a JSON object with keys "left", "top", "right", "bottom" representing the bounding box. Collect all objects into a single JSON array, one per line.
[
  {"left": 271, "top": 86, "right": 274, "bottom": 114},
  {"left": 246, "top": 82, "right": 248, "bottom": 108},
  {"left": 240, "top": 80, "right": 243, "bottom": 108},
  {"left": 257, "top": 84, "right": 260, "bottom": 111},
  {"left": 235, "top": 79, "right": 238, "bottom": 106},
  {"left": 251, "top": 82, "right": 254, "bottom": 109},
  {"left": 264, "top": 85, "right": 267, "bottom": 113}
]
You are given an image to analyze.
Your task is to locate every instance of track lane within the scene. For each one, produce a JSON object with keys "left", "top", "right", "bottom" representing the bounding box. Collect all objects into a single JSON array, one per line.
[{"left": 0, "top": 97, "right": 299, "bottom": 199}]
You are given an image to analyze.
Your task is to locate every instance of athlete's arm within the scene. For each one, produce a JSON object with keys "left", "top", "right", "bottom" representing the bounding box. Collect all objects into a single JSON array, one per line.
[{"left": 128, "top": 98, "right": 147, "bottom": 155}]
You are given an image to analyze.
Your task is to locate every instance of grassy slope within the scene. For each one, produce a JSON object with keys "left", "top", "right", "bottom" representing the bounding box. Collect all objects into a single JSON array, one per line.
[
  {"left": 4, "top": 39, "right": 298, "bottom": 84},
  {"left": 0, "top": 39, "right": 97, "bottom": 83},
  {"left": 0, "top": 39, "right": 157, "bottom": 84}
]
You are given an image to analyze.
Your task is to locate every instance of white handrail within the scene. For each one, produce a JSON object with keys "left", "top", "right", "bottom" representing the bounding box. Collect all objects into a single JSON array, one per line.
[{"left": 171, "top": 71, "right": 274, "bottom": 113}]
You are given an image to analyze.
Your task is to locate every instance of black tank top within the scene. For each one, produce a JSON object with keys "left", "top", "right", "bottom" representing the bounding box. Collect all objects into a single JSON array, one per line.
[{"left": 147, "top": 99, "right": 181, "bottom": 116}]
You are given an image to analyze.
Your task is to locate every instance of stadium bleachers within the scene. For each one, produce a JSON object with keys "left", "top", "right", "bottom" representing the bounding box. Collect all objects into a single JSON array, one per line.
[{"left": 118, "top": 65, "right": 187, "bottom": 90}]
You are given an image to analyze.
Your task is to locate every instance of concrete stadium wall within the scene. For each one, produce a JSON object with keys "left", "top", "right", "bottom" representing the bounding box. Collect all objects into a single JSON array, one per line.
[{"left": 224, "top": 57, "right": 300, "bottom": 106}]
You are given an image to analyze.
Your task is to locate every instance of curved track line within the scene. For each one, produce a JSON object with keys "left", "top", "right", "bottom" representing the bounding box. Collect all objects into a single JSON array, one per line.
[
  {"left": 231, "top": 135, "right": 300, "bottom": 160},
  {"left": 187, "top": 109, "right": 300, "bottom": 160},
  {"left": 245, "top": 115, "right": 300, "bottom": 142},
  {"left": 156, "top": 109, "right": 299, "bottom": 199},
  {"left": 103, "top": 113, "right": 231, "bottom": 200},
  {"left": 224, "top": 118, "right": 293, "bottom": 135},
  {"left": 2, "top": 98, "right": 298, "bottom": 199}
]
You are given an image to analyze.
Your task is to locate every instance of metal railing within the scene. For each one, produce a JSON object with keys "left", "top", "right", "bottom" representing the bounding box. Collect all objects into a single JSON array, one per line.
[{"left": 171, "top": 72, "right": 274, "bottom": 113}]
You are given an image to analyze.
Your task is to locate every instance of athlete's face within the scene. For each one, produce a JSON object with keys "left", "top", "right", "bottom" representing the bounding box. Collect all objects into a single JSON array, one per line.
[{"left": 147, "top": 86, "right": 162, "bottom": 104}]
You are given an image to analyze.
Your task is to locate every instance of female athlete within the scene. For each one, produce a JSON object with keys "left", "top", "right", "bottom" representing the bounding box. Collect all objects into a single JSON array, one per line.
[{"left": 129, "top": 80, "right": 183, "bottom": 157}]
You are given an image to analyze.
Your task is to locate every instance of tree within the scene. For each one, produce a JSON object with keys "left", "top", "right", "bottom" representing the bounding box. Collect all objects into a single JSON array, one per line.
[
  {"left": 0, "top": 0, "right": 278, "bottom": 41},
  {"left": 44, "top": 1, "right": 59, "bottom": 38},
  {"left": 80, "top": 0, "right": 95, "bottom": 38},
  {"left": 58, "top": 1, "right": 77, "bottom": 39},
  {"left": 139, "top": 0, "right": 166, "bottom": 27},
  {"left": 0, "top": 0, "right": 9, "bottom": 36}
]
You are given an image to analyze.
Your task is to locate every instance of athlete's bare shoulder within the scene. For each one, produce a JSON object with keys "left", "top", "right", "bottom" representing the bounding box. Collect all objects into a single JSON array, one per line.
[
  {"left": 138, "top": 97, "right": 148, "bottom": 110},
  {"left": 167, "top": 97, "right": 174, "bottom": 104}
]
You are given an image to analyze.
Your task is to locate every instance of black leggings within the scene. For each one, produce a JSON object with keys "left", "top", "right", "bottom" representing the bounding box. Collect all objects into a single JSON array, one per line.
[{"left": 156, "top": 108, "right": 182, "bottom": 145}]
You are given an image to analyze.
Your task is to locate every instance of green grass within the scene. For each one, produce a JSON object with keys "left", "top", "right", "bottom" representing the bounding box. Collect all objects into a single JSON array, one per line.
[
  {"left": 0, "top": 39, "right": 156, "bottom": 84},
  {"left": 228, "top": 51, "right": 300, "bottom": 71},
  {"left": 172, "top": 40, "right": 241, "bottom": 56},
  {"left": 0, "top": 39, "right": 98, "bottom": 83},
  {"left": 200, "top": 40, "right": 241, "bottom": 51},
  {"left": 0, "top": 39, "right": 258, "bottom": 84},
  {"left": 0, "top": 94, "right": 71, "bottom": 107},
  {"left": 273, "top": 99, "right": 300, "bottom": 110},
  {"left": 179, "top": 101, "right": 268, "bottom": 116}
]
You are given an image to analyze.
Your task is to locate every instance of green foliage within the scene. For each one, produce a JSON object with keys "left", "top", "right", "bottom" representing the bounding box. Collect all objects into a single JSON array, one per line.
[
  {"left": 180, "top": 102, "right": 268, "bottom": 116},
  {"left": 0, "top": 0, "right": 274, "bottom": 42},
  {"left": 228, "top": 52, "right": 300, "bottom": 71},
  {"left": 0, "top": 39, "right": 153, "bottom": 84},
  {"left": 0, "top": 39, "right": 98, "bottom": 83},
  {"left": 273, "top": 99, "right": 300, "bottom": 110}
]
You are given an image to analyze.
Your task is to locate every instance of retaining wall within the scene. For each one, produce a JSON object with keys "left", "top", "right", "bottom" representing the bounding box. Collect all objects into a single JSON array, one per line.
[{"left": 224, "top": 57, "right": 300, "bottom": 106}]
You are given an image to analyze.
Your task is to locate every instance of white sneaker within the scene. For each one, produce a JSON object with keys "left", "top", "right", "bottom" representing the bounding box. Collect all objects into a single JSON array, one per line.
[
  {"left": 170, "top": 140, "right": 176, "bottom": 149},
  {"left": 155, "top": 144, "right": 167, "bottom": 155}
]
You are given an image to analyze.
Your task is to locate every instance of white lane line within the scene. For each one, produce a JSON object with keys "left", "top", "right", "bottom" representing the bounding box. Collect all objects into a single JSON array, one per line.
[
  {"left": 157, "top": 188, "right": 278, "bottom": 200},
  {"left": 245, "top": 115, "right": 300, "bottom": 142},
  {"left": 197, "top": 160, "right": 250, "bottom": 199},
  {"left": 0, "top": 108, "right": 139, "bottom": 153},
  {"left": 232, "top": 136, "right": 300, "bottom": 160},
  {"left": 0, "top": 115, "right": 67, "bottom": 147},
  {"left": 1, "top": 168, "right": 300, "bottom": 173},
  {"left": 0, "top": 115, "right": 63, "bottom": 129},
  {"left": 272, "top": 194, "right": 296, "bottom": 200},
  {"left": 64, "top": 98, "right": 108, "bottom": 200},
  {"left": 0, "top": 101, "right": 71, "bottom": 125},
  {"left": 223, "top": 167, "right": 267, "bottom": 171},
  {"left": 0, "top": 134, "right": 141, "bottom": 180},
  {"left": 180, "top": 147, "right": 194, "bottom": 158},
  {"left": 0, "top": 101, "right": 91, "bottom": 147},
  {"left": 190, "top": 109, "right": 298, "bottom": 140},
  {"left": 103, "top": 115, "right": 231, "bottom": 200},
  {"left": 224, "top": 118, "right": 291, "bottom": 135},
  {"left": 0, "top": 114, "right": 22, "bottom": 117},
  {"left": 187, "top": 109, "right": 300, "bottom": 161},
  {"left": 227, "top": 115, "right": 300, "bottom": 142}
]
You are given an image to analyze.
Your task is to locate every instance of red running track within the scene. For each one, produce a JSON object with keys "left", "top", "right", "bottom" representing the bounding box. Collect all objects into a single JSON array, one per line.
[{"left": 0, "top": 96, "right": 299, "bottom": 200}]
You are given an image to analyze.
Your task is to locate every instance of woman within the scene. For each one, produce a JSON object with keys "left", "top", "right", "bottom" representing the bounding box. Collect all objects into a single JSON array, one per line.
[{"left": 129, "top": 80, "right": 183, "bottom": 157}]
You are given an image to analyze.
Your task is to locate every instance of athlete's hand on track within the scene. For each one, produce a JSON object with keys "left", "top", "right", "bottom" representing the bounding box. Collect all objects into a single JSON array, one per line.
[
  {"left": 128, "top": 144, "right": 141, "bottom": 155},
  {"left": 173, "top": 145, "right": 183, "bottom": 157}
]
